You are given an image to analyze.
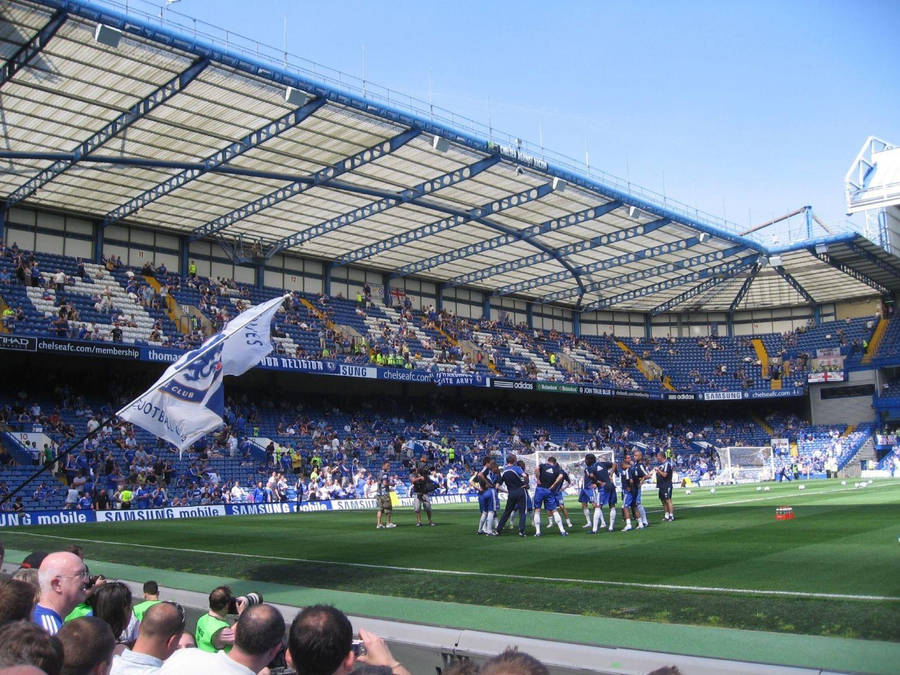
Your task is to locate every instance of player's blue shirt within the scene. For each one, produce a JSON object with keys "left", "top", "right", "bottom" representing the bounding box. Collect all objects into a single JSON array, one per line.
[
  {"left": 537, "top": 463, "right": 562, "bottom": 489},
  {"left": 627, "top": 464, "right": 648, "bottom": 491},
  {"left": 33, "top": 605, "right": 63, "bottom": 635},
  {"left": 657, "top": 459, "right": 673, "bottom": 485},
  {"left": 583, "top": 464, "right": 603, "bottom": 489},
  {"left": 555, "top": 469, "right": 571, "bottom": 494},
  {"left": 595, "top": 466, "right": 612, "bottom": 491},
  {"left": 500, "top": 464, "right": 525, "bottom": 491}
]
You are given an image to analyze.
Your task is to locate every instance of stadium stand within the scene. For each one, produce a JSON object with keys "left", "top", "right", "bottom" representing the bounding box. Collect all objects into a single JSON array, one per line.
[
  {"left": 0, "top": 381, "right": 872, "bottom": 513},
  {"left": 0, "top": 247, "right": 881, "bottom": 396}
]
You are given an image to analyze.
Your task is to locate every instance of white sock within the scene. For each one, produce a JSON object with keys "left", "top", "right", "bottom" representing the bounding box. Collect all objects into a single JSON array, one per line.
[
  {"left": 478, "top": 512, "right": 487, "bottom": 532},
  {"left": 487, "top": 511, "right": 495, "bottom": 531},
  {"left": 609, "top": 507, "right": 616, "bottom": 528},
  {"left": 625, "top": 518, "right": 632, "bottom": 527},
  {"left": 566, "top": 517, "right": 573, "bottom": 527},
  {"left": 533, "top": 511, "right": 541, "bottom": 535},
  {"left": 582, "top": 505, "right": 591, "bottom": 524},
  {"left": 592, "top": 508, "right": 603, "bottom": 531},
  {"left": 552, "top": 511, "right": 564, "bottom": 532},
  {"left": 638, "top": 504, "right": 648, "bottom": 525}
]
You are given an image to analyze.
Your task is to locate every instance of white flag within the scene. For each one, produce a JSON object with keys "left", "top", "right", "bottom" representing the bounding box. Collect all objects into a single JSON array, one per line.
[{"left": 117, "top": 294, "right": 286, "bottom": 450}]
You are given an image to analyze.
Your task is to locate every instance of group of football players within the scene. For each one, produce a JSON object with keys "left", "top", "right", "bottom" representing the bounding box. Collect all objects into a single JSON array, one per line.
[{"left": 470, "top": 449, "right": 675, "bottom": 537}]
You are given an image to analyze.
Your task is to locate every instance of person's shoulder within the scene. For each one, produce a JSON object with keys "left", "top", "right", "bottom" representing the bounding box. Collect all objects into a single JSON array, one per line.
[{"left": 158, "top": 647, "right": 219, "bottom": 673}]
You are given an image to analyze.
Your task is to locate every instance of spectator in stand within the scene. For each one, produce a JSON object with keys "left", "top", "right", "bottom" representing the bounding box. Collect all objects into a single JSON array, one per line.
[
  {"left": 286, "top": 604, "right": 411, "bottom": 675},
  {"left": 57, "top": 616, "right": 116, "bottom": 675},
  {"left": 160, "top": 603, "right": 284, "bottom": 675},
  {"left": 0, "top": 620, "right": 64, "bottom": 675},
  {"left": 0, "top": 579, "right": 37, "bottom": 624},
  {"left": 88, "top": 581, "right": 138, "bottom": 650},
  {"left": 32, "top": 552, "right": 88, "bottom": 635},
  {"left": 110, "top": 601, "right": 184, "bottom": 675}
]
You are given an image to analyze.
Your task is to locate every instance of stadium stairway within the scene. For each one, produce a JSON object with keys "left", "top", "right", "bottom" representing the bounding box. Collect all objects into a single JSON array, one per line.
[
  {"left": 862, "top": 317, "right": 889, "bottom": 365},
  {"left": 615, "top": 339, "right": 673, "bottom": 389},
  {"left": 753, "top": 415, "right": 775, "bottom": 436},
  {"left": 751, "top": 338, "right": 781, "bottom": 390},
  {"left": 143, "top": 274, "right": 192, "bottom": 335}
]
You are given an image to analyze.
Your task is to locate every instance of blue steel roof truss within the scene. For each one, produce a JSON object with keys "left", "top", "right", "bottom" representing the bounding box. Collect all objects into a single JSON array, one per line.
[
  {"left": 772, "top": 266, "right": 816, "bottom": 305},
  {"left": 582, "top": 254, "right": 759, "bottom": 312},
  {"left": 266, "top": 154, "right": 500, "bottom": 256},
  {"left": 547, "top": 244, "right": 747, "bottom": 305},
  {"left": 454, "top": 214, "right": 669, "bottom": 291},
  {"left": 728, "top": 263, "right": 761, "bottom": 314},
  {"left": 7, "top": 57, "right": 211, "bottom": 207},
  {"left": 810, "top": 249, "right": 890, "bottom": 296},
  {"left": 104, "top": 97, "right": 327, "bottom": 226},
  {"left": 190, "top": 128, "right": 420, "bottom": 242},
  {"left": 0, "top": 8, "right": 67, "bottom": 88},
  {"left": 337, "top": 182, "right": 553, "bottom": 265},
  {"left": 396, "top": 200, "right": 623, "bottom": 277}
]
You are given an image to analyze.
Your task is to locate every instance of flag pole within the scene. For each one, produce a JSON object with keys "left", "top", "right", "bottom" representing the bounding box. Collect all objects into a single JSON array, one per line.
[
  {"left": 0, "top": 415, "right": 116, "bottom": 509},
  {"left": 2, "top": 293, "right": 289, "bottom": 510}
]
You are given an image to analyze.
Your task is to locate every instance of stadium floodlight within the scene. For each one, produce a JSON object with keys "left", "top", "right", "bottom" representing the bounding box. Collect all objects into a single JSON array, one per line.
[
  {"left": 285, "top": 87, "right": 312, "bottom": 107},
  {"left": 628, "top": 205, "right": 638, "bottom": 219},
  {"left": 699, "top": 232, "right": 709, "bottom": 243},
  {"left": 432, "top": 135, "right": 450, "bottom": 152},
  {"left": 93, "top": 24, "right": 122, "bottom": 49},
  {"left": 769, "top": 255, "right": 783, "bottom": 267},
  {"left": 552, "top": 177, "right": 566, "bottom": 192},
  {"left": 815, "top": 243, "right": 828, "bottom": 255}
]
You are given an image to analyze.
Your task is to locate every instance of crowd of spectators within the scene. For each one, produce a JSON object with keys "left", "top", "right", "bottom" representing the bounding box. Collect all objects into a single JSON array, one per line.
[
  {"left": 0, "top": 378, "right": 864, "bottom": 514},
  {"left": 0, "top": 541, "right": 570, "bottom": 674},
  {"left": 0, "top": 246, "right": 885, "bottom": 395}
]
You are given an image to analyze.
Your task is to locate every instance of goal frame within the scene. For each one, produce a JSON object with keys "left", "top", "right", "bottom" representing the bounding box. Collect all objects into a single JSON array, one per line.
[
  {"left": 520, "top": 449, "right": 615, "bottom": 494},
  {"left": 717, "top": 446, "right": 775, "bottom": 484}
]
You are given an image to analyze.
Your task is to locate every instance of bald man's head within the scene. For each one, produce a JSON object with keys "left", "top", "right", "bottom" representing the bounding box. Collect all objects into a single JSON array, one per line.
[
  {"left": 133, "top": 602, "right": 185, "bottom": 661},
  {"left": 36, "top": 553, "right": 87, "bottom": 617}
]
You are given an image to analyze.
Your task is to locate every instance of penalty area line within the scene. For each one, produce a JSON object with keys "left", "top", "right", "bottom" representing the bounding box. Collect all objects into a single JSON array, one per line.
[{"left": 8, "top": 531, "right": 898, "bottom": 603}]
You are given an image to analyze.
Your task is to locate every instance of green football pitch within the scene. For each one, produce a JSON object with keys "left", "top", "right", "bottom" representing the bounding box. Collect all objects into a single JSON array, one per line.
[{"left": 3, "top": 479, "right": 899, "bottom": 643}]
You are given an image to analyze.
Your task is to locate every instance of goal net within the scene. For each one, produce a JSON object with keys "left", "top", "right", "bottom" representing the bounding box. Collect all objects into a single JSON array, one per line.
[
  {"left": 519, "top": 449, "right": 615, "bottom": 494},
  {"left": 717, "top": 446, "right": 774, "bottom": 484}
]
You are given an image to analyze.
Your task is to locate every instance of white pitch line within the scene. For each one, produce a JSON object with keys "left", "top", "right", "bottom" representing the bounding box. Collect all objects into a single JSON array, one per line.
[
  {"left": 8, "top": 527, "right": 898, "bottom": 603},
  {"left": 670, "top": 479, "right": 900, "bottom": 511}
]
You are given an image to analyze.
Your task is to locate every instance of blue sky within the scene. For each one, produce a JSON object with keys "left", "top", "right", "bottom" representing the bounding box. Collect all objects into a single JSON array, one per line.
[{"left": 163, "top": 0, "right": 900, "bottom": 241}]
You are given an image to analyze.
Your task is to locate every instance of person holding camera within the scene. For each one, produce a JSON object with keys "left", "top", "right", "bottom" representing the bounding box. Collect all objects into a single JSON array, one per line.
[
  {"left": 286, "top": 604, "right": 410, "bottom": 675},
  {"left": 410, "top": 465, "right": 436, "bottom": 527},
  {"left": 195, "top": 586, "right": 261, "bottom": 653}
]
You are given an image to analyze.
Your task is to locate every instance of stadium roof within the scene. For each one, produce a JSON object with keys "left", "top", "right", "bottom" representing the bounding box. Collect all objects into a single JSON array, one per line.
[{"left": 1, "top": 0, "right": 898, "bottom": 314}]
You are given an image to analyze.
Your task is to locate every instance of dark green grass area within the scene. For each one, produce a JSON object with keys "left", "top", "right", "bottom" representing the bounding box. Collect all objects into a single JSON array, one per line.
[{"left": 3, "top": 480, "right": 899, "bottom": 640}]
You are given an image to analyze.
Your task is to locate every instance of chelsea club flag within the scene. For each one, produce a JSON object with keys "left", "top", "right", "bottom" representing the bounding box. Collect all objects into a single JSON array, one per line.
[{"left": 117, "top": 294, "right": 287, "bottom": 451}]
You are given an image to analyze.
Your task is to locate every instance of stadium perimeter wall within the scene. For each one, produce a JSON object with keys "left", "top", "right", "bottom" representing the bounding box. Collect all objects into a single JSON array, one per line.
[{"left": 809, "top": 369, "right": 877, "bottom": 425}]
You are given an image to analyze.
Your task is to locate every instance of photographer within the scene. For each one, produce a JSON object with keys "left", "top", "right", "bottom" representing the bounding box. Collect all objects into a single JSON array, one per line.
[
  {"left": 195, "top": 586, "right": 262, "bottom": 653},
  {"left": 286, "top": 604, "right": 410, "bottom": 675},
  {"left": 409, "top": 465, "right": 436, "bottom": 527}
]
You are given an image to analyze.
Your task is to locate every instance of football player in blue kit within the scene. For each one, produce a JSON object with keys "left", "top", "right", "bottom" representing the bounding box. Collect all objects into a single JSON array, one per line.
[
  {"left": 655, "top": 451, "right": 675, "bottom": 522},
  {"left": 470, "top": 457, "right": 499, "bottom": 535},
  {"left": 622, "top": 452, "right": 649, "bottom": 531},
  {"left": 549, "top": 465, "right": 575, "bottom": 529},
  {"left": 581, "top": 454, "right": 611, "bottom": 533},
  {"left": 532, "top": 456, "right": 568, "bottom": 536},
  {"left": 495, "top": 454, "right": 528, "bottom": 536}
]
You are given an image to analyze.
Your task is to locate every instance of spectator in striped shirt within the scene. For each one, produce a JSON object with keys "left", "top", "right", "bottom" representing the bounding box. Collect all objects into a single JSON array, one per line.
[{"left": 32, "top": 552, "right": 88, "bottom": 635}]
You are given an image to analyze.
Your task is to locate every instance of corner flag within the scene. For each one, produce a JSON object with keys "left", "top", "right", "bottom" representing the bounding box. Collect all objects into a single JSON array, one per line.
[{"left": 117, "top": 294, "right": 287, "bottom": 451}]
